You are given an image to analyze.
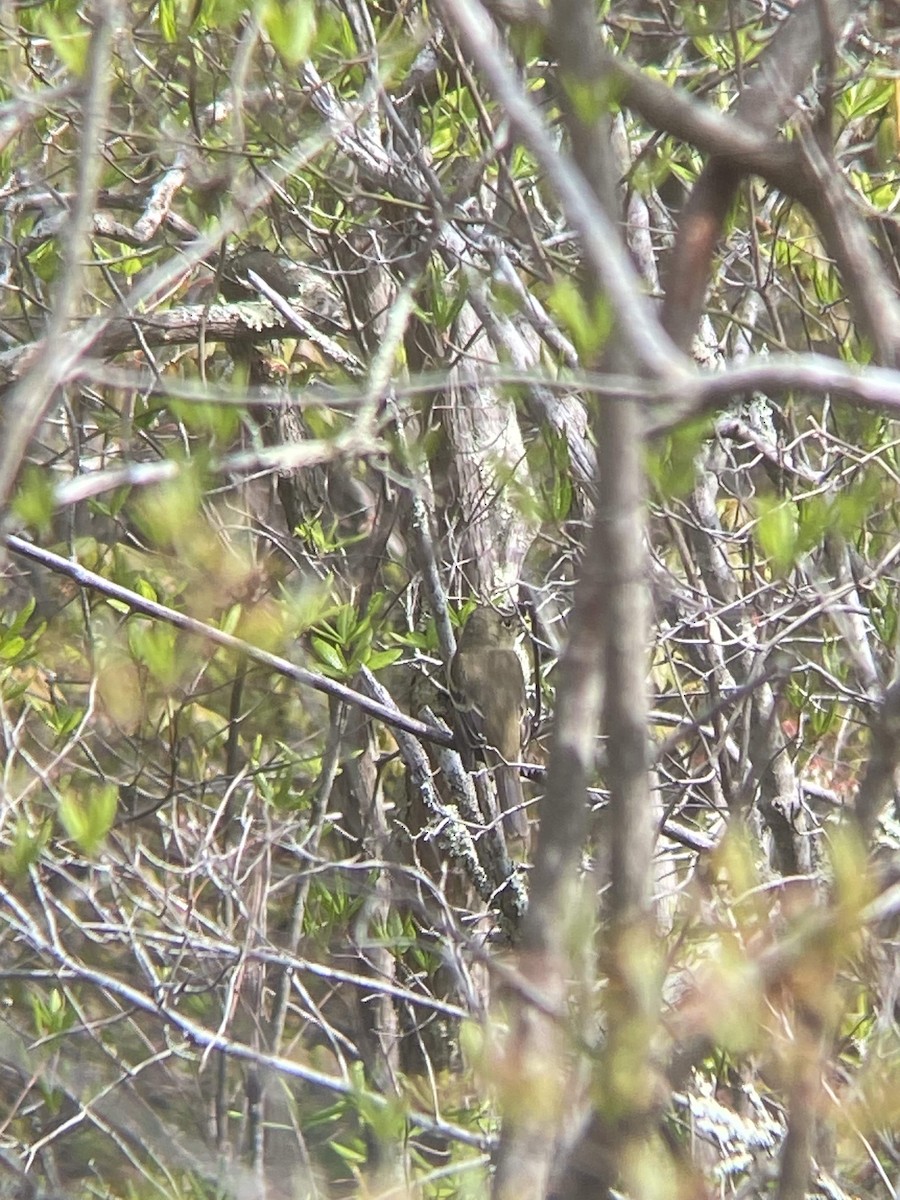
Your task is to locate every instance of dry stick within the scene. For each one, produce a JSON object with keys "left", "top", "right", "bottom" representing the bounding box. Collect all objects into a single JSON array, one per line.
[{"left": 4, "top": 534, "right": 452, "bottom": 749}]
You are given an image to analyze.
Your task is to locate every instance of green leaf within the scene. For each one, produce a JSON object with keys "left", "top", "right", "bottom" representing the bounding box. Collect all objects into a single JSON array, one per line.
[
  {"left": 12, "top": 467, "right": 55, "bottom": 533},
  {"left": 311, "top": 635, "right": 346, "bottom": 674},
  {"left": 0, "top": 635, "right": 26, "bottom": 660},
  {"left": 547, "top": 276, "right": 611, "bottom": 361},
  {"left": 220, "top": 605, "right": 242, "bottom": 636},
  {"left": 47, "top": 705, "right": 84, "bottom": 740},
  {"left": 365, "top": 647, "right": 403, "bottom": 672},
  {"left": 647, "top": 419, "right": 710, "bottom": 497},
  {"left": 38, "top": 10, "right": 90, "bottom": 74},
  {"left": 135, "top": 471, "right": 202, "bottom": 548},
  {"left": 839, "top": 77, "right": 893, "bottom": 122},
  {"left": 0, "top": 604, "right": 37, "bottom": 662},
  {"left": 262, "top": 0, "right": 316, "bottom": 65},
  {"left": 159, "top": 0, "right": 178, "bottom": 42},
  {"left": 59, "top": 784, "right": 117, "bottom": 854},
  {"left": 133, "top": 578, "right": 158, "bottom": 603},
  {"left": 0, "top": 819, "right": 50, "bottom": 879},
  {"left": 427, "top": 263, "right": 468, "bottom": 333},
  {"left": 560, "top": 73, "right": 619, "bottom": 123},
  {"left": 2, "top": 597, "right": 36, "bottom": 637},
  {"left": 31, "top": 987, "right": 74, "bottom": 1037},
  {"left": 168, "top": 397, "right": 240, "bottom": 442},
  {"left": 756, "top": 496, "right": 799, "bottom": 574},
  {"left": 127, "top": 621, "right": 180, "bottom": 686},
  {"left": 329, "top": 1138, "right": 368, "bottom": 1167}
]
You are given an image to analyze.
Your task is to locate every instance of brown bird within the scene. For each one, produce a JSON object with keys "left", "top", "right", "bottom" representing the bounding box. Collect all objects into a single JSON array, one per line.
[
  {"left": 449, "top": 605, "right": 528, "bottom": 839},
  {"left": 220, "top": 247, "right": 297, "bottom": 301}
]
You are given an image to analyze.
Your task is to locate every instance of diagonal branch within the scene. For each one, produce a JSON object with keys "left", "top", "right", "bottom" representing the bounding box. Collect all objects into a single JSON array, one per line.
[{"left": 3, "top": 534, "right": 453, "bottom": 749}]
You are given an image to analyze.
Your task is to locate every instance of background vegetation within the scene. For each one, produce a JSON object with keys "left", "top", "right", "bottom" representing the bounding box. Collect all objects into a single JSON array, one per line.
[{"left": 2, "top": 0, "right": 900, "bottom": 1197}]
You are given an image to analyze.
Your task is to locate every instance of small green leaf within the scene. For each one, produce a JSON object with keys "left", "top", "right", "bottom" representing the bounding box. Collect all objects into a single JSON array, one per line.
[
  {"left": 135, "top": 578, "right": 158, "bottom": 603},
  {"left": 135, "top": 472, "right": 202, "bottom": 548},
  {"left": 756, "top": 497, "right": 799, "bottom": 574},
  {"left": 38, "top": 11, "right": 90, "bottom": 74},
  {"left": 547, "top": 276, "right": 611, "bottom": 361},
  {"left": 0, "top": 635, "right": 26, "bottom": 660},
  {"left": 48, "top": 706, "right": 84, "bottom": 740},
  {"left": 262, "top": 0, "right": 316, "bottom": 65},
  {"left": 168, "top": 398, "right": 240, "bottom": 441},
  {"left": 646, "top": 419, "right": 710, "bottom": 497},
  {"left": 127, "top": 621, "right": 179, "bottom": 686},
  {"left": 12, "top": 467, "right": 55, "bottom": 533},
  {"left": 159, "top": 0, "right": 178, "bottom": 42},
  {"left": 365, "top": 648, "right": 403, "bottom": 672},
  {"left": 59, "top": 784, "right": 117, "bottom": 854},
  {"left": 3, "top": 597, "right": 36, "bottom": 636},
  {"left": 31, "top": 987, "right": 74, "bottom": 1037},
  {"left": 220, "top": 605, "right": 242, "bottom": 636},
  {"left": 311, "top": 636, "right": 346, "bottom": 674},
  {"left": 0, "top": 819, "right": 50, "bottom": 879},
  {"left": 560, "top": 73, "right": 618, "bottom": 124}
]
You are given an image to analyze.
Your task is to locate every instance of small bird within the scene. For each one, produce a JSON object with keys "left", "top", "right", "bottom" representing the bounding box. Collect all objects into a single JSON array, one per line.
[
  {"left": 219, "top": 247, "right": 347, "bottom": 333},
  {"left": 449, "top": 605, "right": 528, "bottom": 839},
  {"left": 220, "top": 247, "right": 297, "bottom": 301}
]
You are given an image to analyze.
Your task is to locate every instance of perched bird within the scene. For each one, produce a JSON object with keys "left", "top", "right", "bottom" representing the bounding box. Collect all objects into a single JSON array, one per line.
[
  {"left": 220, "top": 247, "right": 297, "bottom": 301},
  {"left": 218, "top": 247, "right": 346, "bottom": 333},
  {"left": 449, "top": 605, "right": 528, "bottom": 839}
]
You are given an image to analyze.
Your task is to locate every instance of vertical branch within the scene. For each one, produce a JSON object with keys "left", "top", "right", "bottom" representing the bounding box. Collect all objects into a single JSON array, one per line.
[
  {"left": 0, "top": 0, "right": 118, "bottom": 510},
  {"left": 491, "top": 560, "right": 604, "bottom": 1200},
  {"left": 445, "top": 308, "right": 534, "bottom": 599},
  {"left": 545, "top": 3, "right": 657, "bottom": 1194},
  {"left": 438, "top": 0, "right": 658, "bottom": 1193}
]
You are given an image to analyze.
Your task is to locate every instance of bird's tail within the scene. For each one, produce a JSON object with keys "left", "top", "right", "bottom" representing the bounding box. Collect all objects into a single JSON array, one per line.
[{"left": 495, "top": 762, "right": 529, "bottom": 841}]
